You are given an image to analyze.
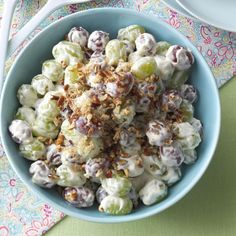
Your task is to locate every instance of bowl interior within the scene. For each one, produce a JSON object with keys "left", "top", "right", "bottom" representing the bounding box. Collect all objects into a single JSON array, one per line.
[{"left": 0, "top": 8, "right": 220, "bottom": 222}]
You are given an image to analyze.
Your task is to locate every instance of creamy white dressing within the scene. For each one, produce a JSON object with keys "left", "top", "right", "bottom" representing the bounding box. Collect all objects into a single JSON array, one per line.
[
  {"left": 87, "top": 73, "right": 104, "bottom": 89},
  {"left": 142, "top": 154, "right": 166, "bottom": 177},
  {"left": 130, "top": 171, "right": 154, "bottom": 192},
  {"left": 29, "top": 161, "right": 55, "bottom": 188},
  {"left": 61, "top": 119, "right": 82, "bottom": 143},
  {"left": 16, "top": 106, "right": 36, "bottom": 125},
  {"left": 19, "top": 138, "right": 45, "bottom": 161},
  {"left": 154, "top": 55, "right": 175, "bottom": 81},
  {"left": 174, "top": 122, "right": 195, "bottom": 138},
  {"left": 56, "top": 164, "right": 86, "bottom": 187},
  {"left": 113, "top": 102, "right": 136, "bottom": 126},
  {"left": 36, "top": 98, "right": 60, "bottom": 120},
  {"left": 17, "top": 84, "right": 38, "bottom": 107},
  {"left": 105, "top": 39, "right": 127, "bottom": 66},
  {"left": 73, "top": 91, "right": 92, "bottom": 112},
  {"left": 77, "top": 136, "right": 103, "bottom": 160},
  {"left": 183, "top": 149, "right": 197, "bottom": 165},
  {"left": 52, "top": 41, "right": 84, "bottom": 66},
  {"left": 161, "top": 167, "right": 181, "bottom": 186},
  {"left": 42, "top": 59, "right": 64, "bottom": 82},
  {"left": 88, "top": 31, "right": 109, "bottom": 52},
  {"left": 128, "top": 51, "right": 142, "bottom": 64},
  {"left": 99, "top": 195, "right": 131, "bottom": 214},
  {"left": 135, "top": 33, "right": 157, "bottom": 56},
  {"left": 146, "top": 122, "right": 171, "bottom": 147},
  {"left": 9, "top": 120, "right": 33, "bottom": 144},
  {"left": 166, "top": 45, "right": 194, "bottom": 70},
  {"left": 173, "top": 122, "right": 201, "bottom": 150},
  {"left": 117, "top": 155, "right": 144, "bottom": 177},
  {"left": 190, "top": 118, "right": 202, "bottom": 133},
  {"left": 122, "top": 143, "right": 141, "bottom": 156},
  {"left": 122, "top": 40, "right": 135, "bottom": 55},
  {"left": 31, "top": 74, "right": 54, "bottom": 95},
  {"left": 139, "top": 179, "right": 167, "bottom": 205},
  {"left": 68, "top": 27, "right": 89, "bottom": 47},
  {"left": 101, "top": 177, "right": 131, "bottom": 197},
  {"left": 160, "top": 142, "right": 184, "bottom": 167}
]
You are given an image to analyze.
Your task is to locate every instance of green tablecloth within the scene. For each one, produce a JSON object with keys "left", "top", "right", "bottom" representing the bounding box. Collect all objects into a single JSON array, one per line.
[{"left": 47, "top": 77, "right": 236, "bottom": 235}]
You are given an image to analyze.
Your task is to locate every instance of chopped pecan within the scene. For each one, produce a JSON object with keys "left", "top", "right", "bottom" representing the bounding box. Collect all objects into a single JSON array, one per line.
[
  {"left": 57, "top": 96, "right": 65, "bottom": 107},
  {"left": 64, "top": 84, "right": 69, "bottom": 91},
  {"left": 55, "top": 134, "right": 65, "bottom": 146},
  {"left": 51, "top": 95, "right": 59, "bottom": 101},
  {"left": 124, "top": 169, "right": 129, "bottom": 177}
]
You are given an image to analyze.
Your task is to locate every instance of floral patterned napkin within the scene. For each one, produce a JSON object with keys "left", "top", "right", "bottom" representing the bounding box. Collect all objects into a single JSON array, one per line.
[{"left": 0, "top": 0, "right": 235, "bottom": 235}]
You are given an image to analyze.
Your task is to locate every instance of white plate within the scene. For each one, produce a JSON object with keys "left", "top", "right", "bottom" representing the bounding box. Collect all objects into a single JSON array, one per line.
[
  {"left": 177, "top": 0, "right": 236, "bottom": 32},
  {"left": 161, "top": 0, "right": 196, "bottom": 20}
]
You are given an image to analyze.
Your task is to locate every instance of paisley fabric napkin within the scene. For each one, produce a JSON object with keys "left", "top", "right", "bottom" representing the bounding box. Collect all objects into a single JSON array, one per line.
[{"left": 0, "top": 0, "right": 235, "bottom": 235}]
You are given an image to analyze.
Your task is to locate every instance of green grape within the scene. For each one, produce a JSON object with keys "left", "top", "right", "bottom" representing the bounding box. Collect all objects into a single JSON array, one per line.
[
  {"left": 17, "top": 84, "right": 38, "bottom": 107},
  {"left": 99, "top": 196, "right": 133, "bottom": 215},
  {"left": 121, "top": 40, "right": 135, "bottom": 55},
  {"left": 64, "top": 65, "right": 87, "bottom": 93},
  {"left": 130, "top": 170, "right": 155, "bottom": 192},
  {"left": 61, "top": 119, "right": 82, "bottom": 143},
  {"left": 101, "top": 176, "right": 132, "bottom": 197},
  {"left": 154, "top": 55, "right": 175, "bottom": 81},
  {"left": 31, "top": 74, "right": 54, "bottom": 95},
  {"left": 36, "top": 98, "right": 60, "bottom": 122},
  {"left": 128, "top": 51, "right": 143, "bottom": 65},
  {"left": 105, "top": 39, "right": 127, "bottom": 66},
  {"left": 173, "top": 122, "right": 201, "bottom": 150},
  {"left": 190, "top": 117, "right": 202, "bottom": 133},
  {"left": 42, "top": 59, "right": 64, "bottom": 82},
  {"left": 142, "top": 154, "right": 167, "bottom": 177},
  {"left": 139, "top": 179, "right": 167, "bottom": 205},
  {"left": 43, "top": 89, "right": 65, "bottom": 101},
  {"left": 52, "top": 41, "right": 84, "bottom": 67},
  {"left": 117, "top": 25, "right": 145, "bottom": 43},
  {"left": 131, "top": 56, "right": 157, "bottom": 80},
  {"left": 61, "top": 146, "right": 81, "bottom": 165},
  {"left": 19, "top": 138, "right": 46, "bottom": 161},
  {"left": 117, "top": 155, "right": 144, "bottom": 177},
  {"left": 161, "top": 167, "right": 181, "bottom": 186},
  {"left": 15, "top": 106, "right": 36, "bottom": 125},
  {"left": 179, "top": 132, "right": 201, "bottom": 150},
  {"left": 166, "top": 70, "right": 189, "bottom": 89},
  {"left": 156, "top": 41, "right": 171, "bottom": 55},
  {"left": 76, "top": 136, "right": 103, "bottom": 161},
  {"left": 64, "top": 65, "right": 79, "bottom": 85},
  {"left": 113, "top": 100, "right": 136, "bottom": 126},
  {"left": 56, "top": 164, "right": 86, "bottom": 187},
  {"left": 32, "top": 117, "right": 59, "bottom": 139},
  {"left": 179, "top": 99, "right": 194, "bottom": 122},
  {"left": 183, "top": 149, "right": 197, "bottom": 165}
]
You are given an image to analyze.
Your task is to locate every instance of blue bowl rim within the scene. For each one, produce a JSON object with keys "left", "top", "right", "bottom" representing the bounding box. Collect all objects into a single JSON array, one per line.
[{"left": 0, "top": 7, "right": 221, "bottom": 223}]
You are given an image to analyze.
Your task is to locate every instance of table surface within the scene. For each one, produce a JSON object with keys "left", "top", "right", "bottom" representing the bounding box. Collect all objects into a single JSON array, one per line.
[{"left": 46, "top": 76, "right": 236, "bottom": 236}]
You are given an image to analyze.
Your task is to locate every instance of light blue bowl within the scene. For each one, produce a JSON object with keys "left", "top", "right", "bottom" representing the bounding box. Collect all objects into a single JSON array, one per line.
[{"left": 0, "top": 8, "right": 220, "bottom": 223}]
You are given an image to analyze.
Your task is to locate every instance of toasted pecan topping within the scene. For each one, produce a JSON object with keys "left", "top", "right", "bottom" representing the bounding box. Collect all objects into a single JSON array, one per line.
[
  {"left": 55, "top": 134, "right": 65, "bottom": 146},
  {"left": 57, "top": 96, "right": 65, "bottom": 107}
]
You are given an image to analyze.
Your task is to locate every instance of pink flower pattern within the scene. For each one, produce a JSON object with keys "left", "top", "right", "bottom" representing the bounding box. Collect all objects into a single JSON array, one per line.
[{"left": 25, "top": 218, "right": 55, "bottom": 236}]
